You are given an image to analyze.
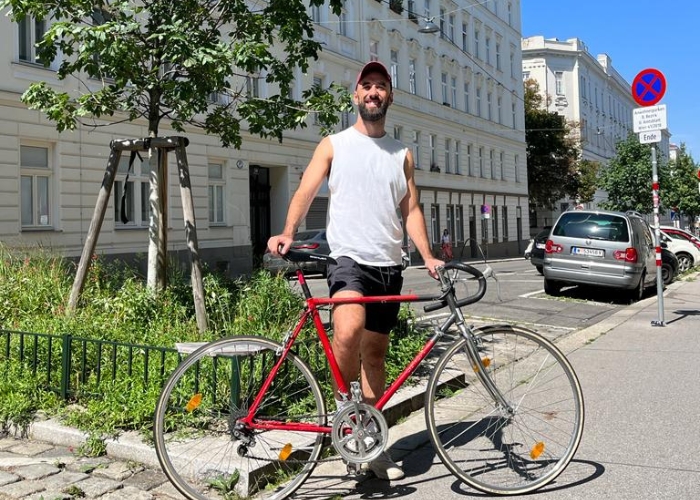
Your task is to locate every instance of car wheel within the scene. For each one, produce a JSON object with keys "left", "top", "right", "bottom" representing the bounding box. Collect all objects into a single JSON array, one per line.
[
  {"left": 544, "top": 278, "right": 562, "bottom": 296},
  {"left": 661, "top": 262, "right": 674, "bottom": 285},
  {"left": 535, "top": 265, "right": 544, "bottom": 275},
  {"left": 628, "top": 271, "right": 645, "bottom": 303},
  {"left": 676, "top": 253, "right": 692, "bottom": 273}
]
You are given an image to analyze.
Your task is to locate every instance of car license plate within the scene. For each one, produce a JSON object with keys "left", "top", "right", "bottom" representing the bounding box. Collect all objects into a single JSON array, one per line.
[
  {"left": 536, "top": 243, "right": 546, "bottom": 249},
  {"left": 572, "top": 247, "right": 604, "bottom": 257}
]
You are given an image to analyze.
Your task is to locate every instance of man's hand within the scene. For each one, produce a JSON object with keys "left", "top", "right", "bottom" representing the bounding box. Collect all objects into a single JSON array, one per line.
[
  {"left": 423, "top": 257, "right": 444, "bottom": 279},
  {"left": 267, "top": 235, "right": 293, "bottom": 257}
]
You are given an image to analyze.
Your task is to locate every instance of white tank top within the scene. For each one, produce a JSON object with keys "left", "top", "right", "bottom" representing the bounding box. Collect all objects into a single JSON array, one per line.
[{"left": 327, "top": 127, "right": 408, "bottom": 266}]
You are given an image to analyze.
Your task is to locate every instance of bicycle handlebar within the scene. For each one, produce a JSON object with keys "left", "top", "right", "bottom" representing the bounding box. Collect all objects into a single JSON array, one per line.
[{"left": 423, "top": 261, "right": 487, "bottom": 313}]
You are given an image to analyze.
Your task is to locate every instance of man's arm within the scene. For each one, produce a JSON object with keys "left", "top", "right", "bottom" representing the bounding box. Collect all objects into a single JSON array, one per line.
[
  {"left": 400, "top": 150, "right": 443, "bottom": 277},
  {"left": 268, "top": 137, "right": 333, "bottom": 255}
]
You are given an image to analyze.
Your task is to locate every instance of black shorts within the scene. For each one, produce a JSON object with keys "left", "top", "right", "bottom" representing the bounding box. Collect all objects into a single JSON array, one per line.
[{"left": 326, "top": 256, "right": 403, "bottom": 334}]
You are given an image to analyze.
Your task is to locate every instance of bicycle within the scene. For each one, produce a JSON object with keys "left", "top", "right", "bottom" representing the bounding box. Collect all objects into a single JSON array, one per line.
[{"left": 153, "top": 249, "right": 584, "bottom": 499}]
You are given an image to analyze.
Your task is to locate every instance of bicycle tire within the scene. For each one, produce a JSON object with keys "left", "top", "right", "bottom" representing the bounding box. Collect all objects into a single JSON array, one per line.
[
  {"left": 425, "top": 325, "right": 584, "bottom": 495},
  {"left": 154, "top": 336, "right": 327, "bottom": 500}
]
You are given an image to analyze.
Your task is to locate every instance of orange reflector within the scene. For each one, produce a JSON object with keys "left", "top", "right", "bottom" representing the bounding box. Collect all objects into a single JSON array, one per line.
[
  {"left": 185, "top": 393, "right": 202, "bottom": 412},
  {"left": 530, "top": 441, "right": 545, "bottom": 459},
  {"left": 472, "top": 357, "right": 491, "bottom": 373},
  {"left": 279, "top": 443, "right": 293, "bottom": 461}
]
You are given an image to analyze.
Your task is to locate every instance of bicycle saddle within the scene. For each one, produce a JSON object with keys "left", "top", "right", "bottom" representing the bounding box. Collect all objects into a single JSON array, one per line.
[{"left": 283, "top": 248, "right": 338, "bottom": 265}]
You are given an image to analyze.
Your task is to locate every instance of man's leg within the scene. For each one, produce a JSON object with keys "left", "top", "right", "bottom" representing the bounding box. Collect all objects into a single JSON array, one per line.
[
  {"left": 359, "top": 330, "right": 390, "bottom": 405},
  {"left": 330, "top": 290, "right": 365, "bottom": 400}
]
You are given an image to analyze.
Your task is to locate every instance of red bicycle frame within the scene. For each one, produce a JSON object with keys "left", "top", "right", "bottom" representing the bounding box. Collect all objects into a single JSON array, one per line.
[{"left": 240, "top": 267, "right": 449, "bottom": 433}]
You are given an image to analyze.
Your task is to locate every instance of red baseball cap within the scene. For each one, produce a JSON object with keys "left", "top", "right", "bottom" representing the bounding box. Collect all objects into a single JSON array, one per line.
[{"left": 356, "top": 61, "right": 392, "bottom": 90}]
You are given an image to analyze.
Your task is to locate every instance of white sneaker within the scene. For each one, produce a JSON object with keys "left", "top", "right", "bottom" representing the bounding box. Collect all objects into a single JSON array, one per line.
[{"left": 369, "top": 451, "right": 405, "bottom": 480}]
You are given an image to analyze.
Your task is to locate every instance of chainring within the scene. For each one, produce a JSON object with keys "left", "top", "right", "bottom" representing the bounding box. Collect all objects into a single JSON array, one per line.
[{"left": 330, "top": 403, "right": 388, "bottom": 464}]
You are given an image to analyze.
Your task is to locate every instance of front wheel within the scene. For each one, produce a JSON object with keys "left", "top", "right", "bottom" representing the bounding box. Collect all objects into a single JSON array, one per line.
[
  {"left": 424, "top": 325, "right": 584, "bottom": 495},
  {"left": 153, "top": 336, "right": 326, "bottom": 500}
]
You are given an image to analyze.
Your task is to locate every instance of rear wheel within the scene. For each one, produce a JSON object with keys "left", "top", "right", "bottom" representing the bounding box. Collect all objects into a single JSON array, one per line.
[
  {"left": 425, "top": 325, "right": 584, "bottom": 495},
  {"left": 661, "top": 262, "right": 674, "bottom": 285},
  {"left": 544, "top": 278, "right": 562, "bottom": 296},
  {"left": 628, "top": 271, "right": 646, "bottom": 303},
  {"left": 154, "top": 336, "right": 326, "bottom": 500}
]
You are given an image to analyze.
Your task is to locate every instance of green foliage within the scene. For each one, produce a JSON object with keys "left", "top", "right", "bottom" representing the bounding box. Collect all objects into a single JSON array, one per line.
[
  {"left": 598, "top": 134, "right": 671, "bottom": 213},
  {"left": 664, "top": 143, "right": 700, "bottom": 225},
  {"left": 571, "top": 159, "right": 601, "bottom": 204},
  {"left": 524, "top": 79, "right": 580, "bottom": 208},
  {"left": 0, "top": 0, "right": 352, "bottom": 146}
]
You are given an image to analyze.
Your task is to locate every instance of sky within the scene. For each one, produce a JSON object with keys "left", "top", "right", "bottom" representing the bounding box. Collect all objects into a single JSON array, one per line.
[{"left": 520, "top": 0, "right": 700, "bottom": 157}]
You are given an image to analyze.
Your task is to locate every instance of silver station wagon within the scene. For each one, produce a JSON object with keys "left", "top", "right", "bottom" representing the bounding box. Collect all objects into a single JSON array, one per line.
[{"left": 543, "top": 210, "right": 657, "bottom": 301}]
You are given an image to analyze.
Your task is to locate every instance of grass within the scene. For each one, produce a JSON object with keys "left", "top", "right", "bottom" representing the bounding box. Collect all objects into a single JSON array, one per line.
[{"left": 0, "top": 244, "right": 427, "bottom": 453}]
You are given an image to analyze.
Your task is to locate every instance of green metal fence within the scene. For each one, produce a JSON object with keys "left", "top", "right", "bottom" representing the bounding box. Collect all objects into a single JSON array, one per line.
[{"left": 0, "top": 329, "right": 181, "bottom": 400}]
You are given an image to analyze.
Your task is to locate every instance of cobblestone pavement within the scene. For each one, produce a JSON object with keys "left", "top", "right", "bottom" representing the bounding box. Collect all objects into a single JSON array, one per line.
[{"left": 0, "top": 437, "right": 186, "bottom": 500}]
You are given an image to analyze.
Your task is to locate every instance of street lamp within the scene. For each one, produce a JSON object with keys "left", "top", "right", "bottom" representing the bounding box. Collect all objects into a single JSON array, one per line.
[{"left": 418, "top": 18, "right": 440, "bottom": 34}]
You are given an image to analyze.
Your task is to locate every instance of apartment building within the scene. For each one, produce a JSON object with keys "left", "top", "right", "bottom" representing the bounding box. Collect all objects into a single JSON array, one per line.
[
  {"left": 522, "top": 35, "right": 671, "bottom": 232},
  {"left": 1, "top": 1, "right": 528, "bottom": 276}
]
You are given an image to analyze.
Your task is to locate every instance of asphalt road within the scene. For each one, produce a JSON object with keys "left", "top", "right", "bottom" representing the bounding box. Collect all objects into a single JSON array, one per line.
[{"left": 296, "top": 257, "right": 631, "bottom": 333}]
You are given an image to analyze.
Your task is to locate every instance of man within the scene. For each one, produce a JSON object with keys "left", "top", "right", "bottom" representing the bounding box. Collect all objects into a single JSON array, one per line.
[{"left": 268, "top": 61, "right": 442, "bottom": 480}]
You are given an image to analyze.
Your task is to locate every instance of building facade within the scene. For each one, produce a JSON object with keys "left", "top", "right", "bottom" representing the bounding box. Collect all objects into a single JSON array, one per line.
[
  {"left": 1, "top": 0, "right": 528, "bottom": 276},
  {"left": 522, "top": 36, "right": 671, "bottom": 232}
]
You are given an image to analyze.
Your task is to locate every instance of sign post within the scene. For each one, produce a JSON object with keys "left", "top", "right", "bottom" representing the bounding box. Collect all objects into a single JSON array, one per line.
[{"left": 632, "top": 68, "right": 667, "bottom": 327}]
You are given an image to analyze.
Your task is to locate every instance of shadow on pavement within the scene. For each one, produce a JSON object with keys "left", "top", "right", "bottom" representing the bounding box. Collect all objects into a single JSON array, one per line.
[{"left": 666, "top": 309, "right": 700, "bottom": 325}]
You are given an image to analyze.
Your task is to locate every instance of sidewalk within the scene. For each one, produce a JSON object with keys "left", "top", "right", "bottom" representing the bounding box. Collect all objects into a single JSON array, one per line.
[{"left": 2, "top": 274, "right": 699, "bottom": 499}]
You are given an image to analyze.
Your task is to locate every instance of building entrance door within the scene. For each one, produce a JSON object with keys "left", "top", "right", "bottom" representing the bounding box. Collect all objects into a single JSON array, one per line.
[{"left": 249, "top": 165, "right": 270, "bottom": 258}]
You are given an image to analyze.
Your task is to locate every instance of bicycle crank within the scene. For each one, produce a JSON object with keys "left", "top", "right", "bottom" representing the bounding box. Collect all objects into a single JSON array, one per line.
[{"left": 331, "top": 402, "right": 388, "bottom": 464}]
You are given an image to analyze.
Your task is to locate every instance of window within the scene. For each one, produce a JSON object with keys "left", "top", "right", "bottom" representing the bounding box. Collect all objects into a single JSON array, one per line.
[
  {"left": 426, "top": 65, "right": 433, "bottom": 100},
  {"left": 489, "top": 149, "right": 495, "bottom": 178},
  {"left": 514, "top": 154, "right": 520, "bottom": 182},
  {"left": 394, "top": 125, "right": 402, "bottom": 141},
  {"left": 390, "top": 50, "right": 399, "bottom": 89},
  {"left": 510, "top": 52, "right": 515, "bottom": 78},
  {"left": 445, "top": 138, "right": 451, "bottom": 173},
  {"left": 508, "top": 2, "right": 513, "bottom": 25},
  {"left": 461, "top": 23, "right": 468, "bottom": 52},
  {"left": 487, "top": 91, "right": 493, "bottom": 121},
  {"left": 499, "top": 151, "right": 505, "bottom": 179},
  {"left": 555, "top": 71, "right": 564, "bottom": 95},
  {"left": 409, "top": 59, "right": 417, "bottom": 94},
  {"left": 463, "top": 81, "right": 471, "bottom": 113},
  {"left": 446, "top": 204, "right": 455, "bottom": 241},
  {"left": 424, "top": 0, "right": 432, "bottom": 17},
  {"left": 501, "top": 206, "right": 508, "bottom": 240},
  {"left": 522, "top": 70, "right": 530, "bottom": 81},
  {"left": 474, "top": 28, "right": 480, "bottom": 59},
  {"left": 370, "top": 41, "right": 379, "bottom": 61},
  {"left": 18, "top": 16, "right": 46, "bottom": 64},
  {"left": 467, "top": 144, "right": 474, "bottom": 176},
  {"left": 497, "top": 95, "right": 502, "bottom": 124},
  {"left": 338, "top": 10, "right": 348, "bottom": 36},
  {"left": 431, "top": 204, "right": 440, "bottom": 244},
  {"left": 412, "top": 131, "right": 421, "bottom": 168},
  {"left": 429, "top": 134, "right": 437, "bottom": 168},
  {"left": 450, "top": 76, "right": 457, "bottom": 108},
  {"left": 478, "top": 147, "right": 484, "bottom": 177},
  {"left": 20, "top": 145, "right": 51, "bottom": 228},
  {"left": 448, "top": 14, "right": 455, "bottom": 41},
  {"left": 114, "top": 155, "right": 150, "bottom": 227},
  {"left": 208, "top": 162, "right": 225, "bottom": 224},
  {"left": 439, "top": 8, "right": 446, "bottom": 39},
  {"left": 312, "top": 76, "right": 324, "bottom": 125},
  {"left": 512, "top": 102, "right": 517, "bottom": 128},
  {"left": 456, "top": 205, "right": 464, "bottom": 243},
  {"left": 485, "top": 36, "right": 491, "bottom": 65},
  {"left": 496, "top": 42, "right": 501, "bottom": 71},
  {"left": 441, "top": 72, "right": 449, "bottom": 104},
  {"left": 476, "top": 86, "right": 482, "bottom": 117},
  {"left": 455, "top": 141, "right": 461, "bottom": 174},
  {"left": 311, "top": 5, "right": 320, "bottom": 22}
]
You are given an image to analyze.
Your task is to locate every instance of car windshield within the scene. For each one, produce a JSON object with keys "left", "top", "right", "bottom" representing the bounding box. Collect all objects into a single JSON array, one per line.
[
  {"left": 553, "top": 213, "right": 629, "bottom": 242},
  {"left": 295, "top": 230, "right": 323, "bottom": 241}
]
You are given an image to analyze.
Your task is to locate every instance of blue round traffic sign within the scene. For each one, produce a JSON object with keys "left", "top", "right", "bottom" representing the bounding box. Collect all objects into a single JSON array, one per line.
[{"left": 631, "top": 68, "right": 666, "bottom": 107}]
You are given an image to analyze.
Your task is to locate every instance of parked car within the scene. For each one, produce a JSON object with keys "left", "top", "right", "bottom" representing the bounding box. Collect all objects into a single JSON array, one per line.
[
  {"left": 543, "top": 210, "right": 657, "bottom": 301},
  {"left": 659, "top": 230, "right": 700, "bottom": 273},
  {"left": 528, "top": 226, "right": 552, "bottom": 275},
  {"left": 660, "top": 225, "right": 700, "bottom": 252},
  {"left": 262, "top": 229, "right": 331, "bottom": 276}
]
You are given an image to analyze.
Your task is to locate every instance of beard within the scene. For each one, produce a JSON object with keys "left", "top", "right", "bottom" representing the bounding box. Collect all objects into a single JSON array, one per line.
[{"left": 358, "top": 98, "right": 390, "bottom": 122}]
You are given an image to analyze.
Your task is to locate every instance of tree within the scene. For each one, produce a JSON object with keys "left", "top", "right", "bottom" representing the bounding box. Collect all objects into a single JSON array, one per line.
[
  {"left": 524, "top": 79, "right": 579, "bottom": 209},
  {"left": 569, "top": 159, "right": 601, "bottom": 204},
  {"left": 598, "top": 134, "right": 671, "bottom": 214},
  {"left": 664, "top": 143, "right": 700, "bottom": 227},
  {"left": 1, "top": 0, "right": 351, "bottom": 294}
]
